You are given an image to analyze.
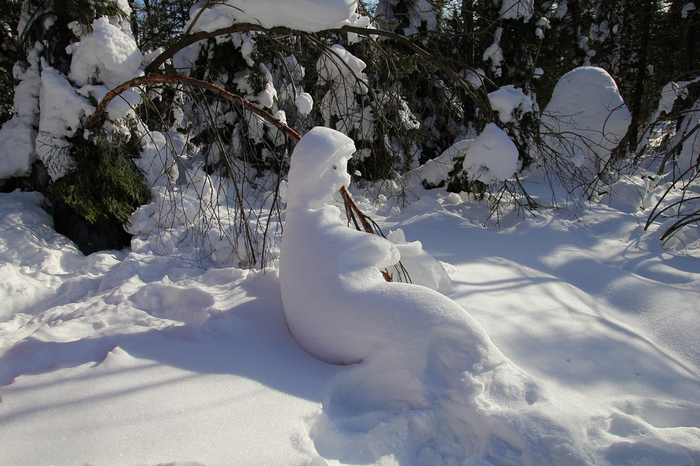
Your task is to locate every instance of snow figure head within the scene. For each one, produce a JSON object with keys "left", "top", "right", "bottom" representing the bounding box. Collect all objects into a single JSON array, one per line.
[{"left": 286, "top": 126, "right": 355, "bottom": 210}]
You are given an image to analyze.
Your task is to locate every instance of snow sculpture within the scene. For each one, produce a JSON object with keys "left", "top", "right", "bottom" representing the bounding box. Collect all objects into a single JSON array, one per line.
[{"left": 280, "top": 127, "right": 516, "bottom": 410}]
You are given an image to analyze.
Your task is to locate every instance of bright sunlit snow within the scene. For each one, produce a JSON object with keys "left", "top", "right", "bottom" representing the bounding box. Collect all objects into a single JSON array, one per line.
[
  {"left": 2, "top": 126, "right": 700, "bottom": 464},
  {"left": 462, "top": 122, "right": 519, "bottom": 183},
  {"left": 489, "top": 85, "right": 534, "bottom": 124}
]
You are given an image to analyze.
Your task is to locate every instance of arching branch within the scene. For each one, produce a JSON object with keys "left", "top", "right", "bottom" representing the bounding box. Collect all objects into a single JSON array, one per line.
[{"left": 84, "top": 74, "right": 301, "bottom": 142}]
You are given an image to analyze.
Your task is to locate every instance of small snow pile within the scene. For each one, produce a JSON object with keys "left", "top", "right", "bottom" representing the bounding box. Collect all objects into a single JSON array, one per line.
[
  {"left": 489, "top": 85, "right": 534, "bottom": 124},
  {"left": 279, "top": 126, "right": 590, "bottom": 464},
  {"left": 409, "top": 123, "right": 519, "bottom": 189},
  {"left": 69, "top": 16, "right": 143, "bottom": 90},
  {"left": 462, "top": 123, "right": 519, "bottom": 183},
  {"left": 540, "top": 66, "right": 631, "bottom": 173},
  {"left": 0, "top": 191, "right": 82, "bottom": 321},
  {"left": 187, "top": 0, "right": 361, "bottom": 33},
  {"left": 386, "top": 228, "right": 454, "bottom": 294}
]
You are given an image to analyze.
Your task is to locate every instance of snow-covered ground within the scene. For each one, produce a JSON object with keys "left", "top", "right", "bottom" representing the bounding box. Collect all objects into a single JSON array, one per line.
[{"left": 1, "top": 160, "right": 699, "bottom": 464}]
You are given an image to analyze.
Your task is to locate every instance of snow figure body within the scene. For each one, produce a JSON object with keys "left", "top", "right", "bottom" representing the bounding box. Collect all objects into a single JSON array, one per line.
[{"left": 280, "top": 127, "right": 511, "bottom": 411}]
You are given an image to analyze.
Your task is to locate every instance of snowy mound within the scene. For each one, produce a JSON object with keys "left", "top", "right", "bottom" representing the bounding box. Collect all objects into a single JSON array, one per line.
[
  {"left": 540, "top": 66, "right": 631, "bottom": 172},
  {"left": 279, "top": 127, "right": 591, "bottom": 463},
  {"left": 69, "top": 17, "right": 144, "bottom": 90},
  {"left": 462, "top": 122, "right": 519, "bottom": 183},
  {"left": 1, "top": 172, "right": 700, "bottom": 464}
]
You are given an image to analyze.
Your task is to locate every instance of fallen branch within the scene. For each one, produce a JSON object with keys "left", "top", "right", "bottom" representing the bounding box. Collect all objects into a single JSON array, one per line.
[{"left": 340, "top": 186, "right": 393, "bottom": 282}]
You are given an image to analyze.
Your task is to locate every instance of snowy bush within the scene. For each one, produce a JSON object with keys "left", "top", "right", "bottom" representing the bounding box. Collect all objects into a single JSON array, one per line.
[{"left": 540, "top": 67, "right": 631, "bottom": 176}]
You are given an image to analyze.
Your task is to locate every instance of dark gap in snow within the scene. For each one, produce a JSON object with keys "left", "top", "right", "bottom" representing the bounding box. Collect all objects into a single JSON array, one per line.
[
  {"left": 0, "top": 160, "right": 50, "bottom": 196},
  {"left": 0, "top": 160, "right": 131, "bottom": 255},
  {"left": 51, "top": 202, "right": 133, "bottom": 255}
]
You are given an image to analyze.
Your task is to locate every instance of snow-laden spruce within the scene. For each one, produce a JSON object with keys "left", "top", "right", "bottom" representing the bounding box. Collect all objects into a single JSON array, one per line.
[{"left": 279, "top": 127, "right": 590, "bottom": 462}]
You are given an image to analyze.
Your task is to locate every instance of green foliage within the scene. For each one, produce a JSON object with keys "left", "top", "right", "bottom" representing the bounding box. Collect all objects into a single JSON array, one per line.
[
  {"left": 50, "top": 132, "right": 151, "bottom": 225},
  {"left": 62, "top": 0, "right": 126, "bottom": 26},
  {"left": 246, "top": 64, "right": 268, "bottom": 96},
  {"left": 446, "top": 158, "right": 488, "bottom": 198},
  {"left": 368, "top": 44, "right": 425, "bottom": 82},
  {"left": 132, "top": 0, "right": 195, "bottom": 50}
]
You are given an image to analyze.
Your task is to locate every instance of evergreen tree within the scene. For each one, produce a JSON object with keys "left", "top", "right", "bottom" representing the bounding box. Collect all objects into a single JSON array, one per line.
[{"left": 0, "top": 0, "right": 22, "bottom": 125}]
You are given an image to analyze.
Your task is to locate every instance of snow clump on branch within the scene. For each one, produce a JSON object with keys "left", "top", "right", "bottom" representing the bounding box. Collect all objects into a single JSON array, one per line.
[{"left": 187, "top": 0, "right": 363, "bottom": 33}]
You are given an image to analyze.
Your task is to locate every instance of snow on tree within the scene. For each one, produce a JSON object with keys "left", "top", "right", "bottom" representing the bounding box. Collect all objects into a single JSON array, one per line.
[
  {"left": 186, "top": 0, "right": 359, "bottom": 33},
  {"left": 0, "top": 0, "right": 140, "bottom": 182},
  {"left": 317, "top": 44, "right": 373, "bottom": 138},
  {"left": 375, "top": 0, "right": 441, "bottom": 35},
  {"left": 1, "top": 0, "right": 695, "bottom": 255},
  {"left": 488, "top": 85, "right": 534, "bottom": 125}
]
